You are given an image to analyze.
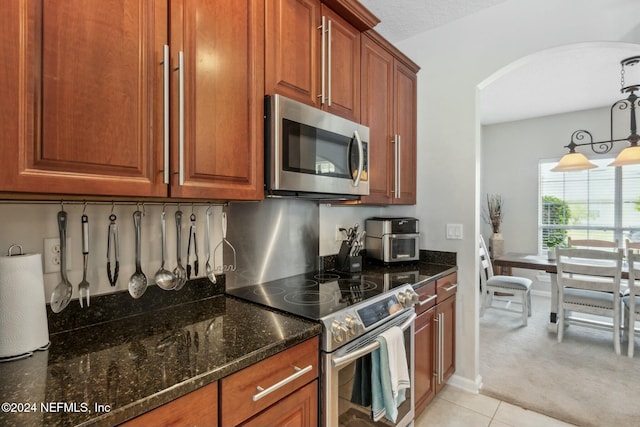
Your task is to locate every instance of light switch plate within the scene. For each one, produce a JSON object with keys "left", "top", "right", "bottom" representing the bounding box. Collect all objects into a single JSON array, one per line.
[{"left": 446, "top": 223, "right": 463, "bottom": 240}]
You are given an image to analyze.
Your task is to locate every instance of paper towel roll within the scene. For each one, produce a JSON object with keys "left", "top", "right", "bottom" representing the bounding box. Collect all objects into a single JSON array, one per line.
[{"left": 0, "top": 252, "right": 50, "bottom": 359}]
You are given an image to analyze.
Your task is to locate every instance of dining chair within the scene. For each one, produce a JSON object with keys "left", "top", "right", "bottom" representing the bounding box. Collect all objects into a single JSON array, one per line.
[
  {"left": 625, "top": 239, "right": 640, "bottom": 253},
  {"left": 567, "top": 237, "right": 619, "bottom": 250},
  {"left": 624, "top": 249, "right": 640, "bottom": 357},
  {"left": 479, "top": 235, "right": 532, "bottom": 326},
  {"left": 556, "top": 247, "right": 624, "bottom": 355}
]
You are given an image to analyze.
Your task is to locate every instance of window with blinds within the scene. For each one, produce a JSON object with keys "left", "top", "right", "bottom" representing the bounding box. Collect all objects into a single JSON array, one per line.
[{"left": 539, "top": 158, "right": 640, "bottom": 251}]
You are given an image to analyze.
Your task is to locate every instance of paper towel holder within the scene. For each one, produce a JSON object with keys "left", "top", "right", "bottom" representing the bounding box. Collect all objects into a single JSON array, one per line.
[
  {"left": 0, "top": 243, "right": 51, "bottom": 362},
  {"left": 7, "top": 244, "right": 24, "bottom": 257}
]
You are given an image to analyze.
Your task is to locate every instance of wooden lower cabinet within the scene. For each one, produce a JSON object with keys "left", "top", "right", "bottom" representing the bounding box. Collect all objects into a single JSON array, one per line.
[
  {"left": 220, "top": 337, "right": 319, "bottom": 427},
  {"left": 240, "top": 381, "right": 318, "bottom": 427},
  {"left": 120, "top": 338, "right": 319, "bottom": 427},
  {"left": 414, "top": 305, "right": 436, "bottom": 415},
  {"left": 414, "top": 273, "right": 457, "bottom": 417},
  {"left": 120, "top": 382, "right": 218, "bottom": 427}
]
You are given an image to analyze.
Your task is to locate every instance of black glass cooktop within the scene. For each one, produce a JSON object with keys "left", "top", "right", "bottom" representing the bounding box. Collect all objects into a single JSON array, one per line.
[{"left": 227, "top": 271, "right": 395, "bottom": 321}]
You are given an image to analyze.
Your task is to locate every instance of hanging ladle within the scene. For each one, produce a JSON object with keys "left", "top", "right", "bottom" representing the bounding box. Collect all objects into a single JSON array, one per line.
[
  {"left": 154, "top": 210, "right": 176, "bottom": 290},
  {"left": 128, "top": 210, "right": 148, "bottom": 299}
]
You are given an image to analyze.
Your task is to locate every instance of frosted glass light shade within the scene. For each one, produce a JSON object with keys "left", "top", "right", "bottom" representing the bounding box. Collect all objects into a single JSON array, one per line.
[
  {"left": 609, "top": 145, "right": 640, "bottom": 167},
  {"left": 551, "top": 152, "right": 598, "bottom": 172}
]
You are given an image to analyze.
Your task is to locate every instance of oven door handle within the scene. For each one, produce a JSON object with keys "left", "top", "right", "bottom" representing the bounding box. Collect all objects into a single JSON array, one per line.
[{"left": 332, "top": 312, "right": 416, "bottom": 369}]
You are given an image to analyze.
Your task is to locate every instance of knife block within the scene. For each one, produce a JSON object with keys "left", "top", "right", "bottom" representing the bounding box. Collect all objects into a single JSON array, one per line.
[{"left": 337, "top": 241, "right": 362, "bottom": 273}]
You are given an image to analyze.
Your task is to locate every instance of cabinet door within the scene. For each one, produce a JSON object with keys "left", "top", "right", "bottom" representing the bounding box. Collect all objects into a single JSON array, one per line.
[
  {"left": 359, "top": 34, "right": 394, "bottom": 204},
  {"left": 120, "top": 382, "right": 218, "bottom": 427},
  {"left": 321, "top": 5, "right": 360, "bottom": 121},
  {"left": 169, "top": 0, "right": 264, "bottom": 200},
  {"left": 265, "top": 0, "right": 321, "bottom": 107},
  {"left": 240, "top": 381, "right": 318, "bottom": 427},
  {"left": 414, "top": 306, "right": 437, "bottom": 417},
  {"left": 437, "top": 295, "right": 456, "bottom": 392},
  {"left": 1, "top": 0, "right": 166, "bottom": 197},
  {"left": 393, "top": 60, "right": 417, "bottom": 204}
]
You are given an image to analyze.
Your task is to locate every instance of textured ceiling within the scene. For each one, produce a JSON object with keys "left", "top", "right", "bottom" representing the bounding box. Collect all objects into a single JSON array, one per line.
[
  {"left": 359, "top": 0, "right": 509, "bottom": 43},
  {"left": 358, "top": 0, "right": 640, "bottom": 124}
]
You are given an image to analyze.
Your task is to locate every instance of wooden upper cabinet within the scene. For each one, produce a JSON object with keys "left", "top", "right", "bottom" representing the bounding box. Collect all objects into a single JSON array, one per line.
[
  {"left": 321, "top": 5, "right": 360, "bottom": 121},
  {"left": 359, "top": 34, "right": 394, "bottom": 203},
  {"left": 265, "top": 0, "right": 360, "bottom": 122},
  {"left": 1, "top": 0, "right": 263, "bottom": 201},
  {"left": 393, "top": 60, "right": 417, "bottom": 204},
  {"left": 1, "top": 0, "right": 166, "bottom": 197},
  {"left": 169, "top": 0, "right": 264, "bottom": 200},
  {"left": 359, "top": 32, "right": 418, "bottom": 205},
  {"left": 265, "top": 0, "right": 320, "bottom": 107}
]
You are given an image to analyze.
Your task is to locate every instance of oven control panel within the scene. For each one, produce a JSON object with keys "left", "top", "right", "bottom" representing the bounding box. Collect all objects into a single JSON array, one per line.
[{"left": 322, "top": 284, "right": 418, "bottom": 352}]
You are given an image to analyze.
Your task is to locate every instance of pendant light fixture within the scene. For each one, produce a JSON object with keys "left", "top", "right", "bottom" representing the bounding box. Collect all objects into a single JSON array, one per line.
[{"left": 552, "top": 55, "right": 640, "bottom": 172}]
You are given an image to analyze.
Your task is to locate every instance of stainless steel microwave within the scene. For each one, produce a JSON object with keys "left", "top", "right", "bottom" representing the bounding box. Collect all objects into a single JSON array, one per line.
[{"left": 265, "top": 94, "right": 370, "bottom": 199}]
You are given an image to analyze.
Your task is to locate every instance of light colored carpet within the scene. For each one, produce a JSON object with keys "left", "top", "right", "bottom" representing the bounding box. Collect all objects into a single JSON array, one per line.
[{"left": 479, "top": 293, "right": 640, "bottom": 427}]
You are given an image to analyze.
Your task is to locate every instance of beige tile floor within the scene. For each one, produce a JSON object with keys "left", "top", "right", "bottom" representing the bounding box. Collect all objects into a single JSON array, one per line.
[{"left": 414, "top": 385, "right": 577, "bottom": 427}]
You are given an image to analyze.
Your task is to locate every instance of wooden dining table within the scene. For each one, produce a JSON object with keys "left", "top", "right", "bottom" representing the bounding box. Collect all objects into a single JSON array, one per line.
[{"left": 492, "top": 252, "right": 629, "bottom": 333}]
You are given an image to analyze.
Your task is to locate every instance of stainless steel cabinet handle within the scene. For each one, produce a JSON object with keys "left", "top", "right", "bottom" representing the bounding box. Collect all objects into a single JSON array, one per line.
[
  {"left": 178, "top": 51, "right": 185, "bottom": 185},
  {"left": 252, "top": 365, "right": 313, "bottom": 402},
  {"left": 418, "top": 294, "right": 437, "bottom": 307},
  {"left": 318, "top": 16, "right": 326, "bottom": 104},
  {"left": 352, "top": 130, "right": 364, "bottom": 187},
  {"left": 162, "top": 45, "right": 170, "bottom": 184},
  {"left": 443, "top": 283, "right": 458, "bottom": 292},
  {"left": 397, "top": 134, "right": 402, "bottom": 198},
  {"left": 393, "top": 135, "right": 400, "bottom": 198},
  {"left": 327, "top": 18, "right": 332, "bottom": 107},
  {"left": 434, "top": 314, "right": 440, "bottom": 382},
  {"left": 438, "top": 312, "right": 444, "bottom": 383}
]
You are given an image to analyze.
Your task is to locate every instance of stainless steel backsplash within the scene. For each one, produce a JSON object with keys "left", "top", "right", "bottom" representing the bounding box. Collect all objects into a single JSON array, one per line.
[{"left": 225, "top": 198, "right": 319, "bottom": 289}]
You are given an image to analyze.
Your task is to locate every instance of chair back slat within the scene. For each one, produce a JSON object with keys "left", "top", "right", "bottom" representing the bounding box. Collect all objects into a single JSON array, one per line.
[
  {"left": 556, "top": 248, "right": 623, "bottom": 293},
  {"left": 479, "top": 235, "right": 494, "bottom": 280},
  {"left": 567, "top": 237, "right": 619, "bottom": 250}
]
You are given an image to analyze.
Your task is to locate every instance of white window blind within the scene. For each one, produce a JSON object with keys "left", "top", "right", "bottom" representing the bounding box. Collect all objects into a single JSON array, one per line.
[{"left": 539, "top": 158, "right": 640, "bottom": 251}]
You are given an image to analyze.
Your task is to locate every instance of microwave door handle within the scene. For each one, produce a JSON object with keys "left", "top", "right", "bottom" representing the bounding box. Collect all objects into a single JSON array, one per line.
[{"left": 352, "top": 130, "right": 364, "bottom": 187}]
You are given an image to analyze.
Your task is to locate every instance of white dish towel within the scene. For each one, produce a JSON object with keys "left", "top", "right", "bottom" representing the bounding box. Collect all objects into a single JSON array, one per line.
[{"left": 371, "top": 325, "right": 410, "bottom": 422}]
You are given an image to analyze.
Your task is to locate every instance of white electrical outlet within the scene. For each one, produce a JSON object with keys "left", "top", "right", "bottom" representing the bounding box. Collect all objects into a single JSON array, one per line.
[{"left": 43, "top": 238, "right": 71, "bottom": 273}]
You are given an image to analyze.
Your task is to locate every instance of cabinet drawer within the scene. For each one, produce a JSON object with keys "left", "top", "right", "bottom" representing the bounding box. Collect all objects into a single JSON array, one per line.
[
  {"left": 221, "top": 337, "right": 319, "bottom": 427},
  {"left": 415, "top": 281, "right": 437, "bottom": 315},
  {"left": 436, "top": 273, "right": 458, "bottom": 303},
  {"left": 120, "top": 382, "right": 217, "bottom": 427}
]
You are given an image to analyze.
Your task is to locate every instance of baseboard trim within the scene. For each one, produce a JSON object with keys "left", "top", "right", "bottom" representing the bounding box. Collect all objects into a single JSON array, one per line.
[{"left": 446, "top": 373, "right": 482, "bottom": 394}]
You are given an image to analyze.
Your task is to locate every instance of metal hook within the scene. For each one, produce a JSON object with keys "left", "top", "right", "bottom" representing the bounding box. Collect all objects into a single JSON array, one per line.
[
  {"left": 191, "top": 203, "right": 195, "bottom": 214},
  {"left": 206, "top": 204, "right": 212, "bottom": 215},
  {"left": 60, "top": 201, "right": 65, "bottom": 212},
  {"left": 111, "top": 201, "right": 115, "bottom": 215},
  {"left": 82, "top": 201, "right": 87, "bottom": 215}
]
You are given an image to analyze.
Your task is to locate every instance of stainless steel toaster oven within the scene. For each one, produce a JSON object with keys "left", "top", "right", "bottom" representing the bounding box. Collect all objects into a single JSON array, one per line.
[{"left": 365, "top": 217, "right": 420, "bottom": 263}]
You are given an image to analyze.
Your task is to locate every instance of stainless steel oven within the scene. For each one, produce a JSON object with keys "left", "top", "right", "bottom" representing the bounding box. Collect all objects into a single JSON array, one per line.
[
  {"left": 323, "top": 309, "right": 415, "bottom": 427},
  {"left": 265, "top": 94, "right": 370, "bottom": 199},
  {"left": 227, "top": 273, "right": 418, "bottom": 427}
]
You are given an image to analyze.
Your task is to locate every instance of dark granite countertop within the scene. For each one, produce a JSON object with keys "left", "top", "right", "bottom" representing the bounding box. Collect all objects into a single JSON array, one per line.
[{"left": 0, "top": 295, "right": 321, "bottom": 427}]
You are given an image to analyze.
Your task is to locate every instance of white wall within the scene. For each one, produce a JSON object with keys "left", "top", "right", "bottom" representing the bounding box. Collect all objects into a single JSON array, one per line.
[
  {"left": 0, "top": 203, "right": 224, "bottom": 304},
  {"left": 481, "top": 107, "right": 617, "bottom": 291},
  {"left": 395, "top": 0, "right": 640, "bottom": 389}
]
